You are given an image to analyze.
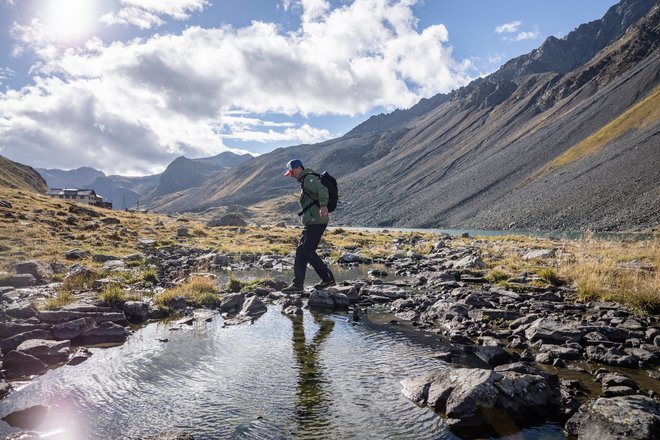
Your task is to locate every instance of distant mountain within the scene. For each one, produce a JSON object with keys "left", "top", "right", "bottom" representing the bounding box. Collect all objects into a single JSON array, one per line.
[
  {"left": 0, "top": 155, "right": 48, "bottom": 193},
  {"left": 36, "top": 167, "right": 105, "bottom": 189},
  {"left": 87, "top": 174, "right": 160, "bottom": 210},
  {"left": 154, "top": 152, "right": 252, "bottom": 197},
  {"left": 146, "top": 0, "right": 659, "bottom": 231}
]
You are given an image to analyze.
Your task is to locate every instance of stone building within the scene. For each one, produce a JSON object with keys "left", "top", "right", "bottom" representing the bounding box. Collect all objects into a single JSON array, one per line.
[{"left": 46, "top": 188, "right": 112, "bottom": 209}]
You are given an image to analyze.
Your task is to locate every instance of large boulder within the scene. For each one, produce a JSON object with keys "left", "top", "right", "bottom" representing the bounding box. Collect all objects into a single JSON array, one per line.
[
  {"left": 401, "top": 366, "right": 561, "bottom": 435},
  {"left": 16, "top": 339, "right": 70, "bottom": 365},
  {"left": 122, "top": 301, "right": 149, "bottom": 322},
  {"left": 239, "top": 296, "right": 267, "bottom": 317},
  {"left": 0, "top": 329, "right": 54, "bottom": 352},
  {"left": 523, "top": 318, "right": 586, "bottom": 344},
  {"left": 308, "top": 290, "right": 336, "bottom": 310},
  {"left": 82, "top": 321, "right": 130, "bottom": 344},
  {"left": 218, "top": 293, "right": 245, "bottom": 312},
  {"left": 3, "top": 350, "right": 48, "bottom": 379},
  {"left": 206, "top": 214, "right": 247, "bottom": 227},
  {"left": 51, "top": 317, "right": 97, "bottom": 340},
  {"left": 565, "top": 395, "right": 660, "bottom": 440},
  {"left": 10, "top": 260, "right": 53, "bottom": 282},
  {"left": 452, "top": 255, "right": 486, "bottom": 270}
]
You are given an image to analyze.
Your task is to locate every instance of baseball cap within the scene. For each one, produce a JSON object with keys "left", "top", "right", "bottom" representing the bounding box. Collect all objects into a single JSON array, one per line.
[{"left": 284, "top": 159, "right": 303, "bottom": 176}]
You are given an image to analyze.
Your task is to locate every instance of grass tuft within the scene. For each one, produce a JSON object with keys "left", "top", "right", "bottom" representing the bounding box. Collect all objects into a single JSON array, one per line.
[
  {"left": 154, "top": 276, "right": 220, "bottom": 307},
  {"left": 99, "top": 285, "right": 125, "bottom": 306},
  {"left": 44, "top": 291, "right": 75, "bottom": 310}
]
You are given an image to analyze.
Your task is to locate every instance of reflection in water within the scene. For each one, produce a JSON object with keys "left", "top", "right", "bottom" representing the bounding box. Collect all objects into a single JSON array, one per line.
[{"left": 290, "top": 313, "right": 335, "bottom": 438}]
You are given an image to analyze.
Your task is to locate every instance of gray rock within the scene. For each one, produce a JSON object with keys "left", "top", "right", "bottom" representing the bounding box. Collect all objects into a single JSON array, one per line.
[
  {"left": 452, "top": 255, "right": 486, "bottom": 270},
  {"left": 472, "top": 345, "right": 515, "bottom": 367},
  {"left": 10, "top": 261, "right": 53, "bottom": 282},
  {"left": 0, "top": 274, "right": 37, "bottom": 288},
  {"left": 401, "top": 367, "right": 560, "bottom": 434},
  {"left": 65, "top": 249, "right": 88, "bottom": 260},
  {"left": 469, "top": 308, "right": 522, "bottom": 321},
  {"left": 332, "top": 292, "right": 350, "bottom": 308},
  {"left": 124, "top": 253, "right": 144, "bottom": 262},
  {"left": 92, "top": 254, "right": 120, "bottom": 263},
  {"left": 206, "top": 214, "right": 247, "bottom": 227},
  {"left": 337, "top": 253, "right": 372, "bottom": 264},
  {"left": 0, "top": 329, "right": 54, "bottom": 352},
  {"left": 3, "top": 350, "right": 48, "bottom": 379},
  {"left": 51, "top": 317, "right": 97, "bottom": 340},
  {"left": 522, "top": 249, "right": 556, "bottom": 260},
  {"left": 122, "top": 301, "right": 149, "bottom": 322},
  {"left": 177, "top": 227, "right": 188, "bottom": 237},
  {"left": 565, "top": 395, "right": 660, "bottom": 440},
  {"left": 0, "top": 380, "right": 10, "bottom": 399},
  {"left": 586, "top": 346, "right": 640, "bottom": 368},
  {"left": 5, "top": 304, "right": 37, "bottom": 320},
  {"left": 539, "top": 344, "right": 583, "bottom": 360},
  {"left": 103, "top": 260, "right": 127, "bottom": 271},
  {"left": 68, "top": 347, "right": 93, "bottom": 366},
  {"left": 0, "top": 322, "right": 50, "bottom": 339},
  {"left": 360, "top": 284, "right": 406, "bottom": 301},
  {"left": 239, "top": 296, "right": 267, "bottom": 317},
  {"left": 37, "top": 310, "right": 127, "bottom": 326},
  {"left": 524, "top": 318, "right": 585, "bottom": 343},
  {"left": 218, "top": 293, "right": 245, "bottom": 312},
  {"left": 82, "top": 321, "right": 130, "bottom": 344},
  {"left": 308, "top": 290, "right": 336, "bottom": 309},
  {"left": 16, "top": 339, "right": 70, "bottom": 364}
]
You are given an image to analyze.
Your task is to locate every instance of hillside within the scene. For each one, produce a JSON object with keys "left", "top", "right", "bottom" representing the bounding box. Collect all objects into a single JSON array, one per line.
[
  {"left": 146, "top": 0, "right": 659, "bottom": 231},
  {"left": 0, "top": 155, "right": 48, "bottom": 193},
  {"left": 36, "top": 167, "right": 105, "bottom": 189}
]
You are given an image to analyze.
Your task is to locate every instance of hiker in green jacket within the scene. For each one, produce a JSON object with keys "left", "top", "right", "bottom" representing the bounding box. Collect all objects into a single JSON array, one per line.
[{"left": 282, "top": 159, "right": 335, "bottom": 293}]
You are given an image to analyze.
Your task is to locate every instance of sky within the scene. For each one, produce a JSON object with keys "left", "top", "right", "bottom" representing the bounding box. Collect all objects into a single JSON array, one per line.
[{"left": 0, "top": 0, "right": 619, "bottom": 176}]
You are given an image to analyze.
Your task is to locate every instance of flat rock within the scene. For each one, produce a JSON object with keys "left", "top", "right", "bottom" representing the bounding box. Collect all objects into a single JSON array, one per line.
[
  {"left": 0, "top": 322, "right": 50, "bottom": 339},
  {"left": 51, "top": 317, "right": 97, "bottom": 340},
  {"left": 522, "top": 249, "right": 556, "bottom": 260},
  {"left": 565, "top": 395, "right": 660, "bottom": 440},
  {"left": 452, "top": 255, "right": 486, "bottom": 270},
  {"left": 10, "top": 261, "right": 53, "bottom": 282},
  {"left": 0, "top": 274, "right": 37, "bottom": 288},
  {"left": 586, "top": 346, "right": 640, "bottom": 368},
  {"left": 359, "top": 284, "right": 406, "bottom": 301},
  {"left": 82, "top": 321, "right": 130, "bottom": 344},
  {"left": 36, "top": 310, "right": 128, "bottom": 326},
  {"left": 16, "top": 339, "right": 70, "bottom": 364},
  {"left": 5, "top": 304, "right": 37, "bottom": 320},
  {"left": 524, "top": 318, "right": 586, "bottom": 344},
  {"left": 308, "top": 290, "right": 336, "bottom": 309}
]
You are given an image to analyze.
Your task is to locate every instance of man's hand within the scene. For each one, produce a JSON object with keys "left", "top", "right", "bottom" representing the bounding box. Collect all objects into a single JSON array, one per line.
[{"left": 320, "top": 206, "right": 329, "bottom": 219}]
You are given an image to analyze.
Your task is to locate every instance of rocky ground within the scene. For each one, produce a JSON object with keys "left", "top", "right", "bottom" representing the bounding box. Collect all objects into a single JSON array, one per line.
[{"left": 0, "top": 209, "right": 658, "bottom": 438}]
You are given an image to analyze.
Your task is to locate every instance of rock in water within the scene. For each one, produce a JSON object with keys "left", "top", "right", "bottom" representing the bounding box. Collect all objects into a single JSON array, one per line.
[
  {"left": 565, "top": 395, "right": 660, "bottom": 440},
  {"left": 401, "top": 366, "right": 561, "bottom": 436},
  {"left": 2, "top": 405, "right": 49, "bottom": 429}
]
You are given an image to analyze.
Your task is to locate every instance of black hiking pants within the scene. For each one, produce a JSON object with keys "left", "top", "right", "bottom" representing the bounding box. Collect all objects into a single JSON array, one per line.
[{"left": 293, "top": 224, "right": 333, "bottom": 287}]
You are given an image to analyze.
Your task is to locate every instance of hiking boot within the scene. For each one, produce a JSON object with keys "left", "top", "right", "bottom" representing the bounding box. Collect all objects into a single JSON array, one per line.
[
  {"left": 314, "top": 278, "right": 336, "bottom": 289},
  {"left": 281, "top": 284, "right": 304, "bottom": 294}
]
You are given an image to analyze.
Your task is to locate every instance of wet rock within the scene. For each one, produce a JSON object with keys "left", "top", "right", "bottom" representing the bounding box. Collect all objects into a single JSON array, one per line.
[
  {"left": 522, "top": 249, "right": 556, "bottom": 260},
  {"left": 16, "top": 339, "right": 70, "bottom": 364},
  {"left": 0, "top": 379, "right": 10, "bottom": 399},
  {"left": 10, "top": 261, "right": 53, "bottom": 282},
  {"left": 586, "top": 346, "right": 640, "bottom": 368},
  {"left": 401, "top": 367, "right": 560, "bottom": 435},
  {"left": 239, "top": 296, "right": 267, "bottom": 317},
  {"left": 51, "top": 317, "right": 97, "bottom": 340},
  {"left": 469, "top": 308, "right": 521, "bottom": 321},
  {"left": 37, "top": 310, "right": 128, "bottom": 326},
  {"left": 67, "top": 347, "right": 93, "bottom": 366},
  {"left": 82, "top": 321, "right": 130, "bottom": 344},
  {"left": 565, "top": 395, "right": 660, "bottom": 440},
  {"left": 122, "top": 301, "right": 149, "bottom": 322},
  {"left": 218, "top": 293, "right": 245, "bottom": 312},
  {"left": 308, "top": 290, "right": 336, "bottom": 309},
  {"left": 283, "top": 305, "right": 303, "bottom": 316},
  {"left": 360, "top": 284, "right": 406, "bottom": 301},
  {"left": 1, "top": 405, "right": 49, "bottom": 430},
  {"left": 539, "top": 344, "right": 583, "bottom": 360},
  {"left": 0, "top": 274, "right": 37, "bottom": 288},
  {"left": 338, "top": 253, "right": 372, "bottom": 264},
  {"left": 472, "top": 345, "right": 515, "bottom": 367},
  {"left": 3, "top": 350, "right": 48, "bottom": 379}
]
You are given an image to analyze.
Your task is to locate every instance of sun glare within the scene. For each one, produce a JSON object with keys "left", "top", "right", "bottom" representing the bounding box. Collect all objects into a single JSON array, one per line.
[{"left": 44, "top": 0, "right": 97, "bottom": 43}]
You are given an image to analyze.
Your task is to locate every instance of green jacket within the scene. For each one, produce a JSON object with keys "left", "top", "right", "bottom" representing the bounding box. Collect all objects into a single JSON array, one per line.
[{"left": 298, "top": 168, "right": 329, "bottom": 225}]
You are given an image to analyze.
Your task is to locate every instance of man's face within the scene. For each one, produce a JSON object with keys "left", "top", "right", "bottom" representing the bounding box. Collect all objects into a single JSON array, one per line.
[{"left": 289, "top": 167, "right": 303, "bottom": 179}]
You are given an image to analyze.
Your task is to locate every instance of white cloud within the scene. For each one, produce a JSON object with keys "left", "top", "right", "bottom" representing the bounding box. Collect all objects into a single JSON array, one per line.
[
  {"left": 101, "top": 0, "right": 208, "bottom": 29},
  {"left": 1, "top": 0, "right": 472, "bottom": 174},
  {"left": 512, "top": 30, "right": 539, "bottom": 41},
  {"left": 495, "top": 20, "right": 522, "bottom": 34}
]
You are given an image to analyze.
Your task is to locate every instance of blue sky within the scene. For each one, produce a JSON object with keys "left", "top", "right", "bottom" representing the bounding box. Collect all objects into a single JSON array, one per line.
[{"left": 0, "top": 0, "right": 618, "bottom": 175}]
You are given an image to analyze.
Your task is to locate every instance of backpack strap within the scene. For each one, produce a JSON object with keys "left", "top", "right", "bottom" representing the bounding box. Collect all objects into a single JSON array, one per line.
[{"left": 297, "top": 173, "right": 321, "bottom": 216}]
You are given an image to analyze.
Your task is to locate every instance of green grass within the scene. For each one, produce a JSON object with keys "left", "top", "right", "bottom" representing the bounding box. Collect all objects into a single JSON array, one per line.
[
  {"left": 61, "top": 271, "right": 103, "bottom": 292},
  {"left": 143, "top": 268, "right": 159, "bottom": 284},
  {"left": 536, "top": 268, "right": 563, "bottom": 286},
  {"left": 486, "top": 269, "right": 510, "bottom": 283}
]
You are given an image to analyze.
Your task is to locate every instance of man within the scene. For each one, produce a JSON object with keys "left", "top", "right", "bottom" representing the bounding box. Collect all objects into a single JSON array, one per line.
[{"left": 282, "top": 159, "right": 336, "bottom": 293}]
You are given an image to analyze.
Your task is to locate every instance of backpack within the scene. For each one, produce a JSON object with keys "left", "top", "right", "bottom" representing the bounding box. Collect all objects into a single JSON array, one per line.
[{"left": 298, "top": 171, "right": 339, "bottom": 216}]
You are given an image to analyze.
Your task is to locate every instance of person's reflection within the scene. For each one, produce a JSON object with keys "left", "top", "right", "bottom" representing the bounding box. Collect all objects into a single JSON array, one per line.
[{"left": 289, "top": 311, "right": 335, "bottom": 437}]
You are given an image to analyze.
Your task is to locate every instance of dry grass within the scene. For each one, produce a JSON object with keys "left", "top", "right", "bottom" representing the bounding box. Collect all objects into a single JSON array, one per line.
[
  {"left": 43, "top": 291, "right": 75, "bottom": 310},
  {"left": 557, "top": 237, "right": 660, "bottom": 313},
  {"left": 154, "top": 276, "right": 221, "bottom": 307}
]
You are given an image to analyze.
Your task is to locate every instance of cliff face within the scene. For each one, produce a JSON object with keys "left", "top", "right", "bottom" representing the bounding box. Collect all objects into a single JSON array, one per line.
[
  {"left": 146, "top": 0, "right": 660, "bottom": 231},
  {"left": 0, "top": 155, "right": 48, "bottom": 193}
]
